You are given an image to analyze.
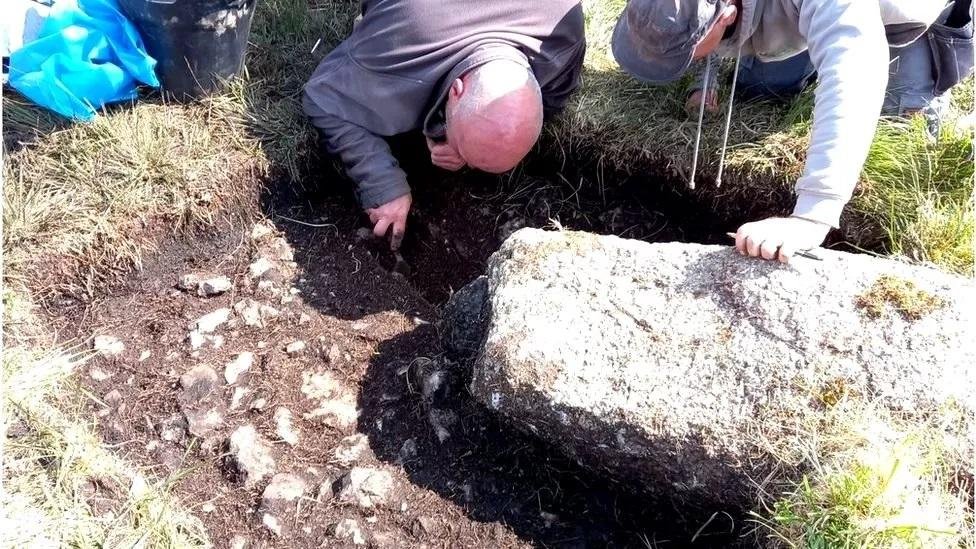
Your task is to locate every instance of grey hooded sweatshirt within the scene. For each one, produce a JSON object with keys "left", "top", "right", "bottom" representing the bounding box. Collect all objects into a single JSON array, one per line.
[
  {"left": 302, "top": 0, "right": 586, "bottom": 209},
  {"left": 713, "top": 0, "right": 945, "bottom": 227}
]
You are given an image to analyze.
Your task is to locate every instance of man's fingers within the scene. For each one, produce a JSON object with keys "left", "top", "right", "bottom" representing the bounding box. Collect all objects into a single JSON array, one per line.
[
  {"left": 745, "top": 235, "right": 763, "bottom": 257},
  {"left": 734, "top": 228, "right": 748, "bottom": 255},
  {"left": 778, "top": 242, "right": 795, "bottom": 264},
  {"left": 759, "top": 239, "right": 781, "bottom": 260},
  {"left": 372, "top": 218, "right": 392, "bottom": 240},
  {"left": 390, "top": 218, "right": 406, "bottom": 251}
]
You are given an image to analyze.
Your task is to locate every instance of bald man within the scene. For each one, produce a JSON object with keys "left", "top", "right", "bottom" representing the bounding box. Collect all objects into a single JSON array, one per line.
[{"left": 303, "top": 0, "right": 586, "bottom": 249}]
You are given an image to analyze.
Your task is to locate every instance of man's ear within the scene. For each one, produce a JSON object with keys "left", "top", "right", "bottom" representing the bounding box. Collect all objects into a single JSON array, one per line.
[{"left": 450, "top": 78, "right": 464, "bottom": 99}]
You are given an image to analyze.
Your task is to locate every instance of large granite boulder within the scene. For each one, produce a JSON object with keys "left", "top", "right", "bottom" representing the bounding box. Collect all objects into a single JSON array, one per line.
[{"left": 442, "top": 228, "right": 974, "bottom": 509}]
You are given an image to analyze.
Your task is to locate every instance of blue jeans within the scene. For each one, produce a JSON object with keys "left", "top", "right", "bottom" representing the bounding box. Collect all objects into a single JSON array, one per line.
[{"left": 736, "top": 39, "right": 950, "bottom": 121}]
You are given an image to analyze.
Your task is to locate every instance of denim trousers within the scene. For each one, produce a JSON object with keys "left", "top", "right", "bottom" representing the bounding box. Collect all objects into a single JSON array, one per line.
[{"left": 736, "top": 37, "right": 950, "bottom": 120}]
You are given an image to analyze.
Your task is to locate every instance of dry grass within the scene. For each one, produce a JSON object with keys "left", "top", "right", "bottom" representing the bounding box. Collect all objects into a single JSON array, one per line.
[
  {"left": 1, "top": 290, "right": 208, "bottom": 547},
  {"left": 2, "top": 94, "right": 265, "bottom": 296}
]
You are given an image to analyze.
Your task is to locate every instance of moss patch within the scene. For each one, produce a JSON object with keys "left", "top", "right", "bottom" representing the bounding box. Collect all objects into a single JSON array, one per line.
[{"left": 855, "top": 275, "right": 945, "bottom": 320}]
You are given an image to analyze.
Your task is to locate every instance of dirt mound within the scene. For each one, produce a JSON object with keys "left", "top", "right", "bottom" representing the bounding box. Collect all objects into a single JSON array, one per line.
[{"left": 47, "top": 166, "right": 748, "bottom": 547}]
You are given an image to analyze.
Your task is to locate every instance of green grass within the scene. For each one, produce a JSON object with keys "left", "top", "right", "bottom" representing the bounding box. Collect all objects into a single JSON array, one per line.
[{"left": 751, "top": 401, "right": 972, "bottom": 549}]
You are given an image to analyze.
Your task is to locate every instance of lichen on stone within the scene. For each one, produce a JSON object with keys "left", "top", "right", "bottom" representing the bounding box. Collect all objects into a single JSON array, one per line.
[{"left": 855, "top": 275, "right": 944, "bottom": 320}]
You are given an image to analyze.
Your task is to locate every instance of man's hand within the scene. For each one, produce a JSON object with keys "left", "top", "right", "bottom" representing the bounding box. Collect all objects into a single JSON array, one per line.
[
  {"left": 685, "top": 88, "right": 720, "bottom": 116},
  {"left": 734, "top": 216, "right": 830, "bottom": 264},
  {"left": 426, "top": 138, "right": 466, "bottom": 171},
  {"left": 366, "top": 193, "right": 412, "bottom": 250}
]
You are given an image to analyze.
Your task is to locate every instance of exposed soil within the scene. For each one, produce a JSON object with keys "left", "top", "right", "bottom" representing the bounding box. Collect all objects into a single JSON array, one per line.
[{"left": 46, "top": 132, "right": 751, "bottom": 548}]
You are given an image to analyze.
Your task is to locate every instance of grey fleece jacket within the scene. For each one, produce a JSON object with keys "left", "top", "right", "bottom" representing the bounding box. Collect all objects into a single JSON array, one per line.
[
  {"left": 713, "top": 0, "right": 944, "bottom": 227},
  {"left": 302, "top": 0, "right": 586, "bottom": 209}
]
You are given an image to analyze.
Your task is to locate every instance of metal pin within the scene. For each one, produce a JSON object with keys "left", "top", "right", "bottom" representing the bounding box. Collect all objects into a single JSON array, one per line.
[
  {"left": 715, "top": 43, "right": 744, "bottom": 188},
  {"left": 689, "top": 55, "right": 713, "bottom": 190}
]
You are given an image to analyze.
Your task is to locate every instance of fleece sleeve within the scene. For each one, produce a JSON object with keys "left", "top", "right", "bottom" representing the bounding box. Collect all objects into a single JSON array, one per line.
[{"left": 792, "top": 0, "right": 889, "bottom": 227}]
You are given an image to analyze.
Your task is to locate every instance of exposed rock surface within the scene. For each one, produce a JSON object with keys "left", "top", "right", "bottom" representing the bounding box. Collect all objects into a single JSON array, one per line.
[
  {"left": 177, "top": 365, "right": 225, "bottom": 440},
  {"left": 337, "top": 467, "right": 395, "bottom": 509},
  {"left": 446, "top": 228, "right": 976, "bottom": 509},
  {"left": 224, "top": 352, "right": 255, "bottom": 384},
  {"left": 333, "top": 518, "right": 367, "bottom": 545},
  {"left": 92, "top": 335, "right": 125, "bottom": 357},
  {"left": 228, "top": 425, "right": 276, "bottom": 488}
]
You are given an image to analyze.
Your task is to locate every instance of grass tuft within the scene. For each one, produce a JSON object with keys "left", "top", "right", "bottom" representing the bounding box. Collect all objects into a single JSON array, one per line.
[{"left": 752, "top": 401, "right": 972, "bottom": 549}]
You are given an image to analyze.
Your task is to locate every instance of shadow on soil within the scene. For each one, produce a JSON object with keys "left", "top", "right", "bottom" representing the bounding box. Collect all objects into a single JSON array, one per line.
[{"left": 264, "top": 132, "right": 751, "bottom": 547}]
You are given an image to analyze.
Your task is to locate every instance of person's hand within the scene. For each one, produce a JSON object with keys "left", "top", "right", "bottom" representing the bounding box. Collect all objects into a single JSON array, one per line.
[
  {"left": 366, "top": 193, "right": 412, "bottom": 250},
  {"left": 733, "top": 216, "right": 830, "bottom": 264},
  {"left": 685, "top": 88, "right": 720, "bottom": 116},
  {"left": 426, "top": 137, "right": 466, "bottom": 171}
]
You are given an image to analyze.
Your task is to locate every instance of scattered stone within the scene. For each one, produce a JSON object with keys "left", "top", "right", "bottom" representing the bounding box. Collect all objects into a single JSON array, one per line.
[
  {"left": 422, "top": 370, "right": 445, "bottom": 401},
  {"left": 428, "top": 409, "right": 457, "bottom": 443},
  {"left": 256, "top": 280, "right": 277, "bottom": 295},
  {"left": 251, "top": 222, "right": 274, "bottom": 241},
  {"left": 301, "top": 372, "right": 359, "bottom": 429},
  {"left": 177, "top": 365, "right": 224, "bottom": 439},
  {"left": 250, "top": 397, "right": 267, "bottom": 411},
  {"left": 228, "top": 425, "right": 276, "bottom": 488},
  {"left": 158, "top": 414, "right": 188, "bottom": 444},
  {"left": 274, "top": 407, "right": 300, "bottom": 446},
  {"left": 211, "top": 335, "right": 225, "bottom": 349},
  {"left": 413, "top": 516, "right": 438, "bottom": 537},
  {"left": 354, "top": 227, "right": 373, "bottom": 241},
  {"left": 224, "top": 352, "right": 255, "bottom": 384},
  {"left": 337, "top": 467, "right": 395, "bottom": 509},
  {"left": 398, "top": 438, "right": 418, "bottom": 463},
  {"left": 334, "top": 434, "right": 369, "bottom": 465},
  {"left": 103, "top": 389, "right": 123, "bottom": 407},
  {"left": 92, "top": 335, "right": 124, "bottom": 357},
  {"left": 235, "top": 299, "right": 279, "bottom": 328},
  {"left": 191, "top": 308, "right": 231, "bottom": 334},
  {"left": 89, "top": 366, "right": 113, "bottom": 382},
  {"left": 257, "top": 341, "right": 267, "bottom": 349},
  {"left": 230, "top": 387, "right": 249, "bottom": 410},
  {"left": 333, "top": 518, "right": 366, "bottom": 545},
  {"left": 304, "top": 400, "right": 358, "bottom": 430},
  {"left": 272, "top": 238, "right": 295, "bottom": 262},
  {"left": 262, "top": 473, "right": 308, "bottom": 503},
  {"left": 187, "top": 330, "right": 206, "bottom": 350},
  {"left": 178, "top": 274, "right": 201, "bottom": 291},
  {"left": 249, "top": 257, "right": 274, "bottom": 279},
  {"left": 182, "top": 408, "right": 224, "bottom": 439},
  {"left": 451, "top": 228, "right": 976, "bottom": 510},
  {"left": 178, "top": 365, "right": 219, "bottom": 405},
  {"left": 198, "top": 276, "right": 233, "bottom": 297},
  {"left": 229, "top": 535, "right": 248, "bottom": 549},
  {"left": 138, "top": 350, "right": 152, "bottom": 361},
  {"left": 262, "top": 513, "right": 282, "bottom": 536},
  {"left": 327, "top": 344, "right": 341, "bottom": 364},
  {"left": 201, "top": 502, "right": 216, "bottom": 513},
  {"left": 285, "top": 340, "right": 306, "bottom": 357},
  {"left": 129, "top": 474, "right": 148, "bottom": 499},
  {"left": 298, "top": 313, "right": 312, "bottom": 325}
]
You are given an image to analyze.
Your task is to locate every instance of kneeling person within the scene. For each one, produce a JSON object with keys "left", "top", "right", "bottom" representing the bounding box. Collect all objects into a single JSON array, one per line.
[
  {"left": 303, "top": 0, "right": 586, "bottom": 249},
  {"left": 612, "top": 0, "right": 972, "bottom": 262}
]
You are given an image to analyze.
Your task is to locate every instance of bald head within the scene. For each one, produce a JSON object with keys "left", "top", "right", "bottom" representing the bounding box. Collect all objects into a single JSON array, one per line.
[{"left": 444, "top": 59, "right": 544, "bottom": 173}]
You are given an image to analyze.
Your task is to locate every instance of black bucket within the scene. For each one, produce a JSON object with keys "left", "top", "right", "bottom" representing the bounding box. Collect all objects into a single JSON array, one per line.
[{"left": 119, "top": 0, "right": 258, "bottom": 99}]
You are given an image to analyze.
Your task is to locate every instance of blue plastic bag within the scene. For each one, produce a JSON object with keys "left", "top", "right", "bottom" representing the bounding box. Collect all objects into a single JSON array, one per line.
[{"left": 9, "top": 0, "right": 160, "bottom": 121}]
